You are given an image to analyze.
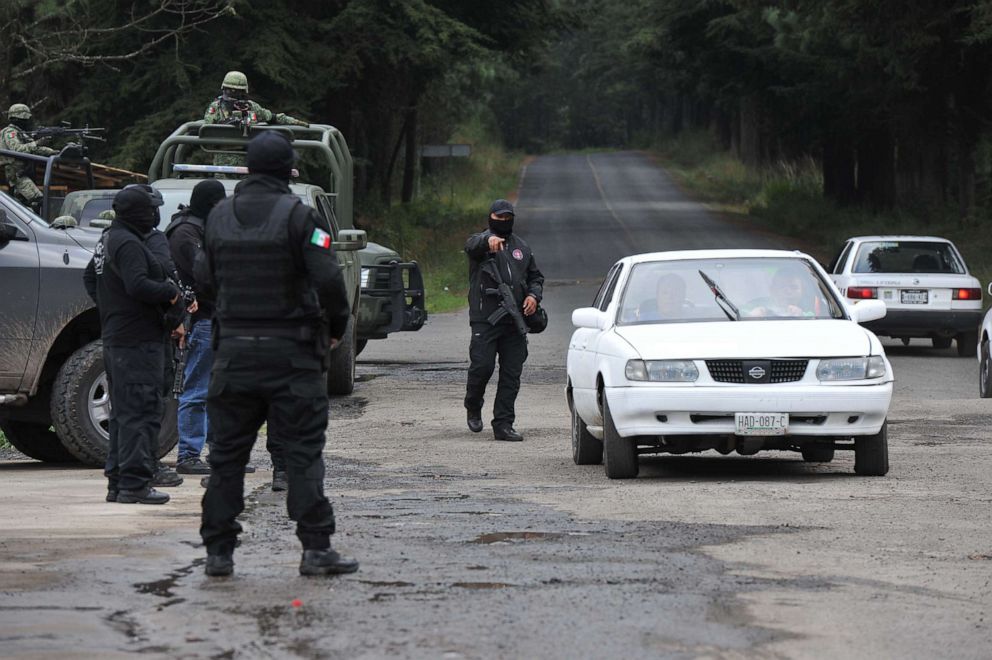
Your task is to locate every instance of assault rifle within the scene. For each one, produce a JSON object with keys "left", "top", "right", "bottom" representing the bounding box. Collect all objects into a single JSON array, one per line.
[
  {"left": 28, "top": 122, "right": 106, "bottom": 143},
  {"left": 482, "top": 257, "right": 529, "bottom": 336},
  {"left": 219, "top": 93, "right": 256, "bottom": 136},
  {"left": 171, "top": 284, "right": 197, "bottom": 397}
]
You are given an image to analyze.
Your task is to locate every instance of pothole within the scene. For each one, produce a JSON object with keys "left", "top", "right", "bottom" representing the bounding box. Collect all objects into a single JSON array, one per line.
[{"left": 471, "top": 531, "right": 564, "bottom": 544}]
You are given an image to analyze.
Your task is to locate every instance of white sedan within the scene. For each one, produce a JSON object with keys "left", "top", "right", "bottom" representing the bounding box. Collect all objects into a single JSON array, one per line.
[{"left": 566, "top": 249, "right": 894, "bottom": 479}]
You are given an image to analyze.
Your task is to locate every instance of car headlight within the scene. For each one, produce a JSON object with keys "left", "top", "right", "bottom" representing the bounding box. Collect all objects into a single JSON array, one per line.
[
  {"left": 816, "top": 356, "right": 886, "bottom": 381},
  {"left": 360, "top": 267, "right": 371, "bottom": 288},
  {"left": 625, "top": 359, "right": 699, "bottom": 382}
]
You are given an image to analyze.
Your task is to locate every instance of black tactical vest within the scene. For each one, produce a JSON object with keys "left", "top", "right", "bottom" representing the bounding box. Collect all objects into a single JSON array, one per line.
[{"left": 207, "top": 195, "right": 319, "bottom": 328}]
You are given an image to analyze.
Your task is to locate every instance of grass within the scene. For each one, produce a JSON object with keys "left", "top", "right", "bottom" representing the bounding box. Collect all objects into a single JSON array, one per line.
[
  {"left": 359, "top": 117, "right": 526, "bottom": 314},
  {"left": 0, "top": 430, "right": 8, "bottom": 449},
  {"left": 652, "top": 131, "right": 992, "bottom": 291}
]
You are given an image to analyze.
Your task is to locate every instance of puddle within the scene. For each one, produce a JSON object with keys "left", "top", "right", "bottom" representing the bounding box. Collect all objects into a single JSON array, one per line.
[
  {"left": 133, "top": 559, "right": 203, "bottom": 598},
  {"left": 359, "top": 580, "right": 414, "bottom": 587},
  {"left": 466, "top": 565, "right": 488, "bottom": 571},
  {"left": 452, "top": 582, "right": 514, "bottom": 590},
  {"left": 471, "top": 531, "right": 564, "bottom": 544}
]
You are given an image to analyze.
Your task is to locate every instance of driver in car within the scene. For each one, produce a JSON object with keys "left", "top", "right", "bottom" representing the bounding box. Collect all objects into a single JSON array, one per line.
[
  {"left": 744, "top": 267, "right": 813, "bottom": 318},
  {"left": 638, "top": 273, "right": 689, "bottom": 321}
]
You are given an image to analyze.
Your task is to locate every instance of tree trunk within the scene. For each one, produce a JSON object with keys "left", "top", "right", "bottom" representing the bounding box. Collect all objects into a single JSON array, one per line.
[
  {"left": 822, "top": 134, "right": 857, "bottom": 205},
  {"left": 401, "top": 105, "right": 418, "bottom": 203},
  {"left": 739, "top": 96, "right": 762, "bottom": 167},
  {"left": 857, "top": 126, "right": 896, "bottom": 211}
]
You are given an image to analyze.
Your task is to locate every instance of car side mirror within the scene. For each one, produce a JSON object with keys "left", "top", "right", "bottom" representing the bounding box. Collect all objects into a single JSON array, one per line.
[
  {"left": 0, "top": 223, "right": 17, "bottom": 242},
  {"left": 850, "top": 299, "right": 886, "bottom": 324},
  {"left": 987, "top": 281, "right": 992, "bottom": 297},
  {"left": 332, "top": 228, "right": 368, "bottom": 252},
  {"left": 572, "top": 307, "right": 608, "bottom": 330}
]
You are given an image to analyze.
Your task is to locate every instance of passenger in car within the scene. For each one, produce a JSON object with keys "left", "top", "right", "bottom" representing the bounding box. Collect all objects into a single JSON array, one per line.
[{"left": 744, "top": 268, "right": 812, "bottom": 318}]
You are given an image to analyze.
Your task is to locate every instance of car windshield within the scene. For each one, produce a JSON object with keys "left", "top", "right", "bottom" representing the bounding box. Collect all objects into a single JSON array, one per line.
[
  {"left": 852, "top": 240, "right": 965, "bottom": 274},
  {"left": 156, "top": 186, "right": 306, "bottom": 230},
  {"left": 617, "top": 257, "right": 846, "bottom": 324}
]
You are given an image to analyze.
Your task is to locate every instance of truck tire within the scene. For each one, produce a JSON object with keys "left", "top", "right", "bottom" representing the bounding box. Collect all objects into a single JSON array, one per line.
[
  {"left": 51, "top": 340, "right": 179, "bottom": 467},
  {"left": 801, "top": 444, "right": 835, "bottom": 462},
  {"left": 854, "top": 421, "right": 889, "bottom": 476},
  {"left": 0, "top": 420, "right": 77, "bottom": 463},
  {"left": 327, "top": 314, "right": 356, "bottom": 396},
  {"left": 569, "top": 389, "right": 602, "bottom": 465},
  {"left": 603, "top": 394, "right": 638, "bottom": 479}
]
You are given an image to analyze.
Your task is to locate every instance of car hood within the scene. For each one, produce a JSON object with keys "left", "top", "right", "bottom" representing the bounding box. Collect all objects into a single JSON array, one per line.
[
  {"left": 614, "top": 320, "right": 875, "bottom": 359},
  {"left": 65, "top": 226, "right": 103, "bottom": 252}
]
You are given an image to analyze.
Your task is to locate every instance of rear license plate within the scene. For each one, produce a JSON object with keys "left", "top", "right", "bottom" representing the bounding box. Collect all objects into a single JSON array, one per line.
[
  {"left": 901, "top": 289, "right": 928, "bottom": 304},
  {"left": 735, "top": 413, "right": 789, "bottom": 436}
]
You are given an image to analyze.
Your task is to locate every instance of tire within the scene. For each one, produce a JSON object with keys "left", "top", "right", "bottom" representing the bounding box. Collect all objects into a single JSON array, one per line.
[
  {"left": 801, "top": 444, "right": 835, "bottom": 462},
  {"left": 0, "top": 420, "right": 77, "bottom": 463},
  {"left": 51, "top": 340, "right": 179, "bottom": 467},
  {"left": 602, "top": 394, "right": 638, "bottom": 479},
  {"left": 355, "top": 338, "right": 369, "bottom": 357},
  {"left": 569, "top": 390, "right": 602, "bottom": 465},
  {"left": 957, "top": 331, "right": 978, "bottom": 357},
  {"left": 327, "top": 314, "right": 356, "bottom": 396},
  {"left": 931, "top": 337, "right": 952, "bottom": 349},
  {"left": 854, "top": 421, "right": 889, "bottom": 476},
  {"left": 981, "top": 341, "right": 992, "bottom": 399}
]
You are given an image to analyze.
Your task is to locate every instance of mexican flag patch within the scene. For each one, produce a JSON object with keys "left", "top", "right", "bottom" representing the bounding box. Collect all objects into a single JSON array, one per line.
[{"left": 310, "top": 228, "right": 331, "bottom": 249}]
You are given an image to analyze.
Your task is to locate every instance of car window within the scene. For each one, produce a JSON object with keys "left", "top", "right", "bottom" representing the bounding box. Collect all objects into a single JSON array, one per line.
[
  {"left": 830, "top": 241, "right": 853, "bottom": 274},
  {"left": 592, "top": 264, "right": 620, "bottom": 308},
  {"left": 597, "top": 264, "right": 624, "bottom": 311},
  {"left": 79, "top": 199, "right": 114, "bottom": 226},
  {"left": 852, "top": 241, "right": 965, "bottom": 274},
  {"left": 617, "top": 257, "right": 845, "bottom": 324},
  {"left": 315, "top": 194, "right": 339, "bottom": 236}
]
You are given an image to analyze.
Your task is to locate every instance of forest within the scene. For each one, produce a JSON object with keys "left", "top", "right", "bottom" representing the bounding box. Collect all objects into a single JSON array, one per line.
[{"left": 4, "top": 0, "right": 992, "bottom": 222}]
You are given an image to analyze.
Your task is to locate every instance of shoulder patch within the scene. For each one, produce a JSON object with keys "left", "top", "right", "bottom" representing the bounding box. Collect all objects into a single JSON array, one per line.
[
  {"left": 310, "top": 228, "right": 331, "bottom": 249},
  {"left": 512, "top": 248, "right": 524, "bottom": 261},
  {"left": 208, "top": 106, "right": 216, "bottom": 114}
]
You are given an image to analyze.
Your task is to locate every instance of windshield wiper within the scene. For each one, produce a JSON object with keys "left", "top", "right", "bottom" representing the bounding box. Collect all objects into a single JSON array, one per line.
[{"left": 698, "top": 270, "right": 740, "bottom": 321}]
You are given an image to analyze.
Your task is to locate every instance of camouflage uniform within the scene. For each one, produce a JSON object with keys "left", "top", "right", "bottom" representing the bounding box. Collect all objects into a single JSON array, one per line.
[
  {"left": 202, "top": 71, "right": 307, "bottom": 168},
  {"left": 0, "top": 104, "right": 57, "bottom": 207}
]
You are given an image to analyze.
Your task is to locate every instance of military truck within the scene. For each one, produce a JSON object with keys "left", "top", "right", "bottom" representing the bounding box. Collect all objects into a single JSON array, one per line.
[{"left": 0, "top": 122, "right": 424, "bottom": 464}]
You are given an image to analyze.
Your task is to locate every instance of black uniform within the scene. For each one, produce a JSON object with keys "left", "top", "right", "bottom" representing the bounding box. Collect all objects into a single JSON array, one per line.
[
  {"left": 196, "top": 172, "right": 350, "bottom": 557},
  {"left": 464, "top": 230, "right": 544, "bottom": 430},
  {"left": 84, "top": 215, "right": 178, "bottom": 495}
]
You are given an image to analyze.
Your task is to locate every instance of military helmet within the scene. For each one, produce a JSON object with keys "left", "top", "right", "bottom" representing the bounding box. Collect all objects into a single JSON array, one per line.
[
  {"left": 97, "top": 209, "right": 116, "bottom": 221},
  {"left": 221, "top": 70, "right": 249, "bottom": 91},
  {"left": 8, "top": 103, "right": 31, "bottom": 120}
]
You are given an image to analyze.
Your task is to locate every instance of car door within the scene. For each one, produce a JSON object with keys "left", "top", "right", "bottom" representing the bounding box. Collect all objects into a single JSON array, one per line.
[
  {"left": 0, "top": 203, "right": 40, "bottom": 390},
  {"left": 571, "top": 263, "right": 623, "bottom": 419},
  {"left": 314, "top": 192, "right": 358, "bottom": 309},
  {"left": 829, "top": 240, "right": 854, "bottom": 294}
]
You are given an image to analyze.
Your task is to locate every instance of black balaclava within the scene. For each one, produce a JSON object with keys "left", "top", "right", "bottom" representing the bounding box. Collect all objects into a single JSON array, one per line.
[
  {"left": 11, "top": 117, "right": 33, "bottom": 131},
  {"left": 189, "top": 179, "right": 226, "bottom": 219},
  {"left": 489, "top": 216, "right": 514, "bottom": 238},
  {"left": 113, "top": 185, "right": 164, "bottom": 235}
]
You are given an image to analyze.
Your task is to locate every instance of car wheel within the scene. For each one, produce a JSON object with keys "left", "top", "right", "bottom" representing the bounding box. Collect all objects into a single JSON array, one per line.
[
  {"left": 931, "top": 337, "right": 952, "bottom": 349},
  {"left": 327, "top": 314, "right": 356, "bottom": 396},
  {"left": 980, "top": 341, "right": 992, "bottom": 399},
  {"left": 0, "top": 420, "right": 77, "bottom": 463},
  {"left": 801, "top": 444, "right": 835, "bottom": 462},
  {"left": 50, "top": 340, "right": 179, "bottom": 467},
  {"left": 569, "top": 390, "right": 602, "bottom": 465},
  {"left": 956, "top": 331, "right": 978, "bottom": 357},
  {"left": 602, "top": 394, "right": 638, "bottom": 479},
  {"left": 854, "top": 421, "right": 889, "bottom": 476}
]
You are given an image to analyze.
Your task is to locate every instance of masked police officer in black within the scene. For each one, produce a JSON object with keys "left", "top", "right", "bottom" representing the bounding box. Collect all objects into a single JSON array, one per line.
[
  {"left": 464, "top": 199, "right": 544, "bottom": 441},
  {"left": 195, "top": 130, "right": 358, "bottom": 578},
  {"left": 83, "top": 185, "right": 182, "bottom": 504}
]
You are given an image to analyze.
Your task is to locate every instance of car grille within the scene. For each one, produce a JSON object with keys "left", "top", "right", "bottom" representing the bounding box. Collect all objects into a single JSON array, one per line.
[{"left": 705, "top": 359, "right": 809, "bottom": 384}]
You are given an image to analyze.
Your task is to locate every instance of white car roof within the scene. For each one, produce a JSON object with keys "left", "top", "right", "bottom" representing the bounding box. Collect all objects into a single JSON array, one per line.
[
  {"left": 845, "top": 235, "right": 954, "bottom": 243},
  {"left": 621, "top": 249, "right": 815, "bottom": 266},
  {"left": 151, "top": 178, "right": 317, "bottom": 195}
]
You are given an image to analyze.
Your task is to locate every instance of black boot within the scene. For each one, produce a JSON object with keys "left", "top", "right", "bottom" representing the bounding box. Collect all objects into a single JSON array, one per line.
[
  {"left": 205, "top": 553, "right": 234, "bottom": 577},
  {"left": 271, "top": 469, "right": 288, "bottom": 492},
  {"left": 467, "top": 410, "right": 483, "bottom": 433},
  {"left": 299, "top": 548, "right": 359, "bottom": 576},
  {"left": 493, "top": 426, "right": 523, "bottom": 442},
  {"left": 152, "top": 463, "right": 184, "bottom": 487},
  {"left": 116, "top": 487, "right": 170, "bottom": 504},
  {"left": 106, "top": 489, "right": 118, "bottom": 503}
]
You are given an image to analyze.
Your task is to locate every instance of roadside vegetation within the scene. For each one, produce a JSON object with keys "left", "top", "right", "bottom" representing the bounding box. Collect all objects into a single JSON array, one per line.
[{"left": 653, "top": 131, "right": 992, "bottom": 292}]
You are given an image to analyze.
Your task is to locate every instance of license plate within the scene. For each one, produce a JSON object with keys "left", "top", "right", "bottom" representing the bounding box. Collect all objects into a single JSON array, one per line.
[
  {"left": 901, "top": 289, "right": 928, "bottom": 304},
  {"left": 735, "top": 412, "right": 789, "bottom": 436}
]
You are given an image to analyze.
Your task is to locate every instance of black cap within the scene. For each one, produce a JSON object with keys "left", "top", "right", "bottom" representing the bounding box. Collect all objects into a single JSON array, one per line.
[
  {"left": 246, "top": 130, "right": 297, "bottom": 179},
  {"left": 490, "top": 199, "right": 515, "bottom": 216},
  {"left": 189, "top": 179, "right": 226, "bottom": 219},
  {"left": 113, "top": 184, "right": 164, "bottom": 217}
]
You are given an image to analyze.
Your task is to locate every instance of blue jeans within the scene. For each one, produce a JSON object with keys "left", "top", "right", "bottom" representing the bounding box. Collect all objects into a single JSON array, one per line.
[{"left": 177, "top": 319, "right": 212, "bottom": 462}]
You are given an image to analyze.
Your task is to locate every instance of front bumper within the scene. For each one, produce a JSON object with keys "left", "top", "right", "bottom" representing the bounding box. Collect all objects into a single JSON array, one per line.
[
  {"left": 606, "top": 382, "right": 892, "bottom": 437},
  {"left": 864, "top": 309, "right": 982, "bottom": 338},
  {"left": 357, "top": 261, "right": 427, "bottom": 339}
]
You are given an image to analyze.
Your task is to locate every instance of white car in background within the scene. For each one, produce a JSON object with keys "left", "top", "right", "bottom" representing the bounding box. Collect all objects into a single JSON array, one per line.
[
  {"left": 827, "top": 236, "right": 982, "bottom": 356},
  {"left": 566, "top": 250, "right": 893, "bottom": 479}
]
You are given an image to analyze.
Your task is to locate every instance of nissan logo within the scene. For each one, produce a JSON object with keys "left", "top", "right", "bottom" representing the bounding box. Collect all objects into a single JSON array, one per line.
[{"left": 748, "top": 366, "right": 766, "bottom": 380}]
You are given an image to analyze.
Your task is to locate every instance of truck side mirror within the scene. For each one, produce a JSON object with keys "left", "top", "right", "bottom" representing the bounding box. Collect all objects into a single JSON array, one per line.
[{"left": 0, "top": 223, "right": 18, "bottom": 242}]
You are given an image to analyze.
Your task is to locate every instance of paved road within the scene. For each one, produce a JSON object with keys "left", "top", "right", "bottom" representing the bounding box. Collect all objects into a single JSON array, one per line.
[{"left": 1, "top": 152, "right": 989, "bottom": 658}]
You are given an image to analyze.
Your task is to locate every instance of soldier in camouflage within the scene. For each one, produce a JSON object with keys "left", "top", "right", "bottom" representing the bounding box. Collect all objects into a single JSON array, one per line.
[
  {"left": 0, "top": 104, "right": 57, "bottom": 212},
  {"left": 203, "top": 71, "right": 308, "bottom": 168}
]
